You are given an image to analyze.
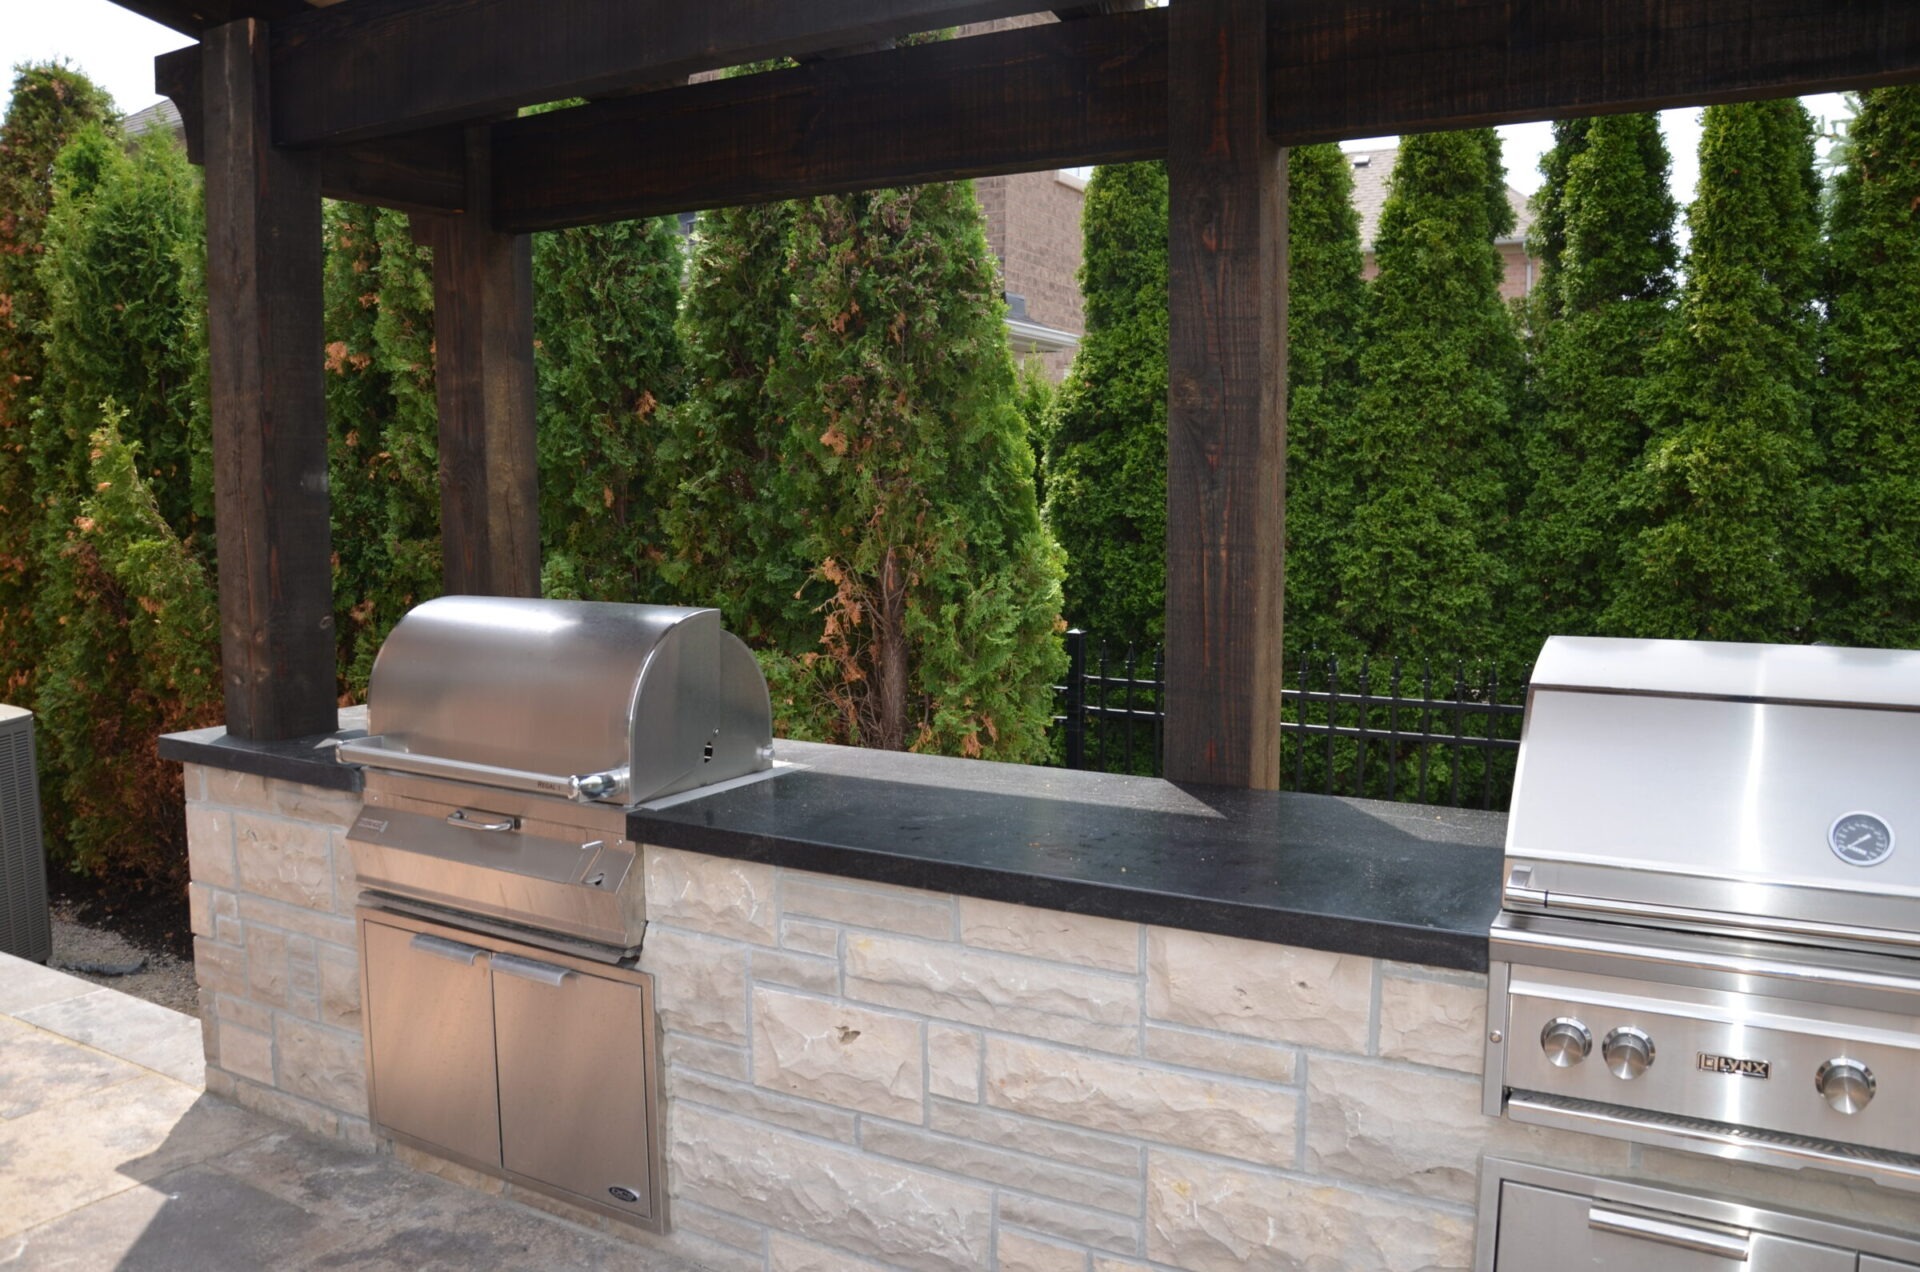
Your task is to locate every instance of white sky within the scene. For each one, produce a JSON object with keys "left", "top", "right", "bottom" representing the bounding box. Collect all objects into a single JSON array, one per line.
[{"left": 3, "top": 0, "right": 1856, "bottom": 219}]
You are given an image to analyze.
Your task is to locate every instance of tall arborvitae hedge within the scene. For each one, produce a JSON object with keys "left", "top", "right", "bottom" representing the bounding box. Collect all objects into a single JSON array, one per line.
[
  {"left": 1607, "top": 100, "right": 1822, "bottom": 641},
  {"left": 535, "top": 216, "right": 685, "bottom": 602},
  {"left": 657, "top": 201, "right": 813, "bottom": 649},
  {"left": 32, "top": 126, "right": 220, "bottom": 882},
  {"left": 773, "top": 183, "right": 1066, "bottom": 760},
  {"left": 322, "top": 204, "right": 441, "bottom": 694},
  {"left": 1280, "top": 144, "right": 1366, "bottom": 659},
  {"left": 1515, "top": 114, "right": 1678, "bottom": 653},
  {"left": 0, "top": 66, "right": 115, "bottom": 704},
  {"left": 1042, "top": 161, "right": 1169, "bottom": 643},
  {"left": 1331, "top": 129, "right": 1521, "bottom": 660},
  {"left": 1816, "top": 86, "right": 1920, "bottom": 648},
  {"left": 1523, "top": 119, "right": 1593, "bottom": 321}
]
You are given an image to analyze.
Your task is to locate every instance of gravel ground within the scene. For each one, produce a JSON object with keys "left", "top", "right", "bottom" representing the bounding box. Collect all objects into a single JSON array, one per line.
[{"left": 48, "top": 899, "right": 200, "bottom": 1016}]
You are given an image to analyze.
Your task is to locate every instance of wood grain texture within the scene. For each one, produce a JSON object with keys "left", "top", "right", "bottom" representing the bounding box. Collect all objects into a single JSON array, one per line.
[
  {"left": 119, "top": 0, "right": 307, "bottom": 38},
  {"left": 415, "top": 129, "right": 540, "bottom": 598},
  {"left": 268, "top": 0, "right": 1052, "bottom": 146},
  {"left": 1267, "top": 0, "right": 1920, "bottom": 144},
  {"left": 491, "top": 8, "right": 1166, "bottom": 231},
  {"left": 202, "top": 19, "right": 338, "bottom": 741},
  {"left": 1164, "top": 0, "right": 1287, "bottom": 789},
  {"left": 163, "top": 48, "right": 467, "bottom": 212}
]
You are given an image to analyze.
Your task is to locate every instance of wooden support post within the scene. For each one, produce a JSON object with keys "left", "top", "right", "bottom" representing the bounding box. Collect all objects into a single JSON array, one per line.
[
  {"left": 203, "top": 19, "right": 338, "bottom": 741},
  {"left": 1163, "top": 0, "right": 1287, "bottom": 788},
  {"left": 415, "top": 128, "right": 540, "bottom": 598}
]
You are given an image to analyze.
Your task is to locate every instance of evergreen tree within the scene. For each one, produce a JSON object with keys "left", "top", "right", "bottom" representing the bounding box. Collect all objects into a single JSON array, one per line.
[
  {"left": 535, "top": 216, "right": 685, "bottom": 603},
  {"left": 32, "top": 126, "right": 220, "bottom": 878},
  {"left": 1280, "top": 143, "right": 1366, "bottom": 660},
  {"left": 774, "top": 183, "right": 1066, "bottom": 760},
  {"left": 1331, "top": 129, "right": 1522, "bottom": 660},
  {"left": 1515, "top": 114, "right": 1678, "bottom": 651},
  {"left": 321, "top": 204, "right": 441, "bottom": 693},
  {"left": 1607, "top": 100, "right": 1822, "bottom": 641},
  {"left": 1042, "top": 161, "right": 1169, "bottom": 642},
  {"left": 33, "top": 409, "right": 220, "bottom": 884},
  {"left": 0, "top": 66, "right": 116, "bottom": 700},
  {"left": 657, "top": 201, "right": 814, "bottom": 648},
  {"left": 1524, "top": 119, "right": 1593, "bottom": 320},
  {"left": 1816, "top": 86, "right": 1920, "bottom": 648}
]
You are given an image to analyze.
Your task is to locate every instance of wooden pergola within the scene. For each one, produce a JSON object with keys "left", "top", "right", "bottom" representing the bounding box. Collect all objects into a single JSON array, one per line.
[{"left": 122, "top": 0, "right": 1918, "bottom": 787}]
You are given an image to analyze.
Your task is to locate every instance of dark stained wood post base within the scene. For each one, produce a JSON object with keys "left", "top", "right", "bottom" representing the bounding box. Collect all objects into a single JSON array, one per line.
[
  {"left": 1163, "top": 0, "right": 1289, "bottom": 788},
  {"left": 203, "top": 18, "right": 338, "bottom": 741}
]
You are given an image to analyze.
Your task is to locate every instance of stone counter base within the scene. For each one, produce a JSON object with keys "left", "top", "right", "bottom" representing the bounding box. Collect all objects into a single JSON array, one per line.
[{"left": 179, "top": 767, "right": 1916, "bottom": 1271}]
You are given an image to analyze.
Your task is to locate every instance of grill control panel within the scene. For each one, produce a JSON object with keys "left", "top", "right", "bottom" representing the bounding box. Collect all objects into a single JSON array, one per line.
[{"left": 1497, "top": 965, "right": 1920, "bottom": 1163}]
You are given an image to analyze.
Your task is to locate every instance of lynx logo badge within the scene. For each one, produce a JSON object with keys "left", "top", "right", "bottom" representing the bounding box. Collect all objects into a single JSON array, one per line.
[{"left": 1698, "top": 1052, "right": 1770, "bottom": 1079}]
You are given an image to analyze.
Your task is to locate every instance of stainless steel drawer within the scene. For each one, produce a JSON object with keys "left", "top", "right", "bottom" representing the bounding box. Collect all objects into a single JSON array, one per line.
[
  {"left": 1476, "top": 1161, "right": 1920, "bottom": 1272},
  {"left": 1494, "top": 1181, "right": 1851, "bottom": 1271}
]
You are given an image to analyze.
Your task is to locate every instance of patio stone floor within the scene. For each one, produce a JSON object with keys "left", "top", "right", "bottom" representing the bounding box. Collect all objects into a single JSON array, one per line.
[{"left": 0, "top": 951, "right": 698, "bottom": 1271}]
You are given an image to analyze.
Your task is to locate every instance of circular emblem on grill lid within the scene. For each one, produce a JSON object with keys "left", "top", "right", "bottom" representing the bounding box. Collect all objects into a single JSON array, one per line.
[{"left": 1829, "top": 811, "right": 1894, "bottom": 867}]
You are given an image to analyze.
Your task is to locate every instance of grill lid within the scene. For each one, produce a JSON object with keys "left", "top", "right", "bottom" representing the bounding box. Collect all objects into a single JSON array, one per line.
[
  {"left": 1505, "top": 636, "right": 1920, "bottom": 950},
  {"left": 338, "top": 596, "right": 773, "bottom": 805}
]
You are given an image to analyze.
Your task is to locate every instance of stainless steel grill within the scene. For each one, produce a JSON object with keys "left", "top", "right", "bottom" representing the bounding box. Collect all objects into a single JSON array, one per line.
[
  {"left": 1484, "top": 636, "right": 1920, "bottom": 1193},
  {"left": 339, "top": 596, "right": 775, "bottom": 1232},
  {"left": 339, "top": 595, "right": 774, "bottom": 957}
]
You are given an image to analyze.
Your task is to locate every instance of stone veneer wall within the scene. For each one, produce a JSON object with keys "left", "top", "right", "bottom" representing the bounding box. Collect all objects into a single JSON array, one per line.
[
  {"left": 183, "top": 762, "right": 371, "bottom": 1144},
  {"left": 179, "top": 768, "right": 1918, "bottom": 1271}
]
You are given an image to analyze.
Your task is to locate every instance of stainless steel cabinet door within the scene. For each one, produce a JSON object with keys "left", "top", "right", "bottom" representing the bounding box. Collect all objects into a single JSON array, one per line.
[
  {"left": 492, "top": 953, "right": 654, "bottom": 1219},
  {"left": 1863, "top": 1260, "right": 1920, "bottom": 1271},
  {"left": 1494, "top": 1183, "right": 1854, "bottom": 1271},
  {"left": 362, "top": 921, "right": 502, "bottom": 1167}
]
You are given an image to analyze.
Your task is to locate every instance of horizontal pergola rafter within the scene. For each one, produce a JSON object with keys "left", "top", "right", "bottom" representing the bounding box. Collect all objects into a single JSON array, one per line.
[{"left": 158, "top": 0, "right": 1920, "bottom": 229}]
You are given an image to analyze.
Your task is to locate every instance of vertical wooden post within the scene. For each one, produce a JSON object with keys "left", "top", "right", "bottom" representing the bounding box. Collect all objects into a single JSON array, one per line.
[
  {"left": 203, "top": 20, "right": 338, "bottom": 741},
  {"left": 1163, "top": 0, "right": 1288, "bottom": 787},
  {"left": 417, "top": 127, "right": 541, "bottom": 598}
]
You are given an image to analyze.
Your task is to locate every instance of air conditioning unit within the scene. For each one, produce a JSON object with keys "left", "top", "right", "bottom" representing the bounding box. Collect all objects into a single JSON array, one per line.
[{"left": 0, "top": 705, "right": 51, "bottom": 964}]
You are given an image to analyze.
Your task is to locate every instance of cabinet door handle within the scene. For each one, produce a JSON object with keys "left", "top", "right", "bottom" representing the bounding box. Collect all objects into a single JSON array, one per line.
[
  {"left": 1589, "top": 1207, "right": 1750, "bottom": 1260},
  {"left": 492, "top": 953, "right": 573, "bottom": 987},
  {"left": 409, "top": 933, "right": 486, "bottom": 966}
]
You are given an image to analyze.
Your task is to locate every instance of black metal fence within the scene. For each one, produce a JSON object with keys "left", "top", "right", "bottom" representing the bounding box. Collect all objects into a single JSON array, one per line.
[{"left": 1052, "top": 630, "right": 1530, "bottom": 810}]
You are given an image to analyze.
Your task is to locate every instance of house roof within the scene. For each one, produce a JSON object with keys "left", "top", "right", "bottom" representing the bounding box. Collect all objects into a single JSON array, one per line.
[
  {"left": 1346, "top": 146, "right": 1533, "bottom": 250},
  {"left": 122, "top": 98, "right": 184, "bottom": 138}
]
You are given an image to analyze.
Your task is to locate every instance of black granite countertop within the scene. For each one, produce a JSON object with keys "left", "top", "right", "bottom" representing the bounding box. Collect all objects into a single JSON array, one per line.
[
  {"left": 158, "top": 722, "right": 1506, "bottom": 971},
  {"left": 631, "top": 740, "right": 1506, "bottom": 971},
  {"left": 158, "top": 707, "right": 368, "bottom": 793}
]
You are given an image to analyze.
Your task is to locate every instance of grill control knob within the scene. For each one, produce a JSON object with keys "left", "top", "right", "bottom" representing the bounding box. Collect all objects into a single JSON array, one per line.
[
  {"left": 1816, "top": 1058, "right": 1875, "bottom": 1115},
  {"left": 1602, "top": 1027, "right": 1655, "bottom": 1080},
  {"left": 1540, "top": 1017, "right": 1592, "bottom": 1068}
]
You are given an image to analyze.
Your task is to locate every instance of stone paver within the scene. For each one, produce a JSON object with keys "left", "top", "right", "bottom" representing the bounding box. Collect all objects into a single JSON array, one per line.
[{"left": 0, "top": 954, "right": 698, "bottom": 1271}]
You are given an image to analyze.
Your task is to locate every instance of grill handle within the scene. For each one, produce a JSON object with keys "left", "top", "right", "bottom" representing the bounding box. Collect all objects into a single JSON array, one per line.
[
  {"left": 1588, "top": 1207, "right": 1750, "bottom": 1260},
  {"left": 492, "top": 953, "right": 573, "bottom": 987},
  {"left": 335, "top": 736, "right": 628, "bottom": 804},
  {"left": 445, "top": 809, "right": 517, "bottom": 832}
]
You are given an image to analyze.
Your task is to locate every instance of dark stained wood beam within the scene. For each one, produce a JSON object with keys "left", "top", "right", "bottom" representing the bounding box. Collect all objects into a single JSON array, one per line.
[
  {"left": 201, "top": 19, "right": 339, "bottom": 741},
  {"left": 482, "top": 0, "right": 1918, "bottom": 233},
  {"left": 269, "top": 0, "right": 1057, "bottom": 146},
  {"left": 162, "top": 45, "right": 467, "bottom": 212},
  {"left": 490, "top": 8, "right": 1166, "bottom": 231},
  {"left": 1163, "top": 0, "right": 1287, "bottom": 789},
  {"left": 115, "top": 0, "right": 309, "bottom": 38},
  {"left": 1267, "top": 0, "right": 1920, "bottom": 145},
  {"left": 413, "top": 131, "right": 541, "bottom": 598}
]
